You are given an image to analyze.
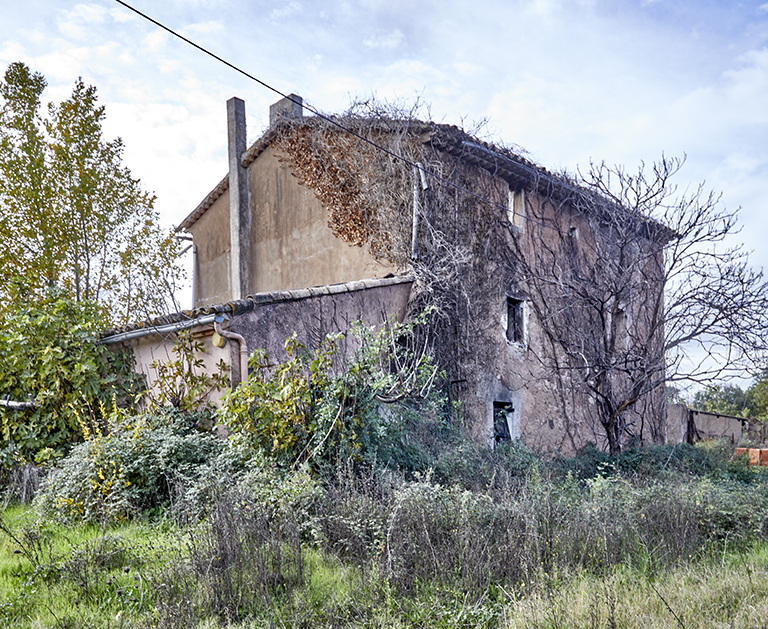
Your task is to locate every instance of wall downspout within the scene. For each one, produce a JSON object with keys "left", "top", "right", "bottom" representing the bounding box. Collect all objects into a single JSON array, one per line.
[
  {"left": 214, "top": 315, "right": 249, "bottom": 386},
  {"left": 411, "top": 162, "right": 429, "bottom": 261}
]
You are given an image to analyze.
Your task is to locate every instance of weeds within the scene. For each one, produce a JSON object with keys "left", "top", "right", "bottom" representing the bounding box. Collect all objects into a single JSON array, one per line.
[{"left": 3, "top": 437, "right": 768, "bottom": 628}]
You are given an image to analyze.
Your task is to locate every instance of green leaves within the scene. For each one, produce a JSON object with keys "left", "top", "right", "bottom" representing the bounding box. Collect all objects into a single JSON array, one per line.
[
  {"left": 220, "top": 314, "right": 443, "bottom": 472},
  {"left": 0, "top": 62, "right": 184, "bottom": 326},
  {"left": 146, "top": 331, "right": 229, "bottom": 413},
  {"left": 0, "top": 292, "right": 143, "bottom": 465}
]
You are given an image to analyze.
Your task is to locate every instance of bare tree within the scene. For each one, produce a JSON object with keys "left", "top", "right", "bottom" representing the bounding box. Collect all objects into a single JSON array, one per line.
[{"left": 505, "top": 156, "right": 768, "bottom": 454}]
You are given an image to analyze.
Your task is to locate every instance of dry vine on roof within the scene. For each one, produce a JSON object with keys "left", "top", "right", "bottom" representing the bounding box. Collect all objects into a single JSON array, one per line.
[{"left": 271, "top": 102, "right": 433, "bottom": 267}]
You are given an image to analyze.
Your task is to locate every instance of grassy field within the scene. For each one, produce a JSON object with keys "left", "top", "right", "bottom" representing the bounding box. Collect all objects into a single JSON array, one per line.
[
  {"left": 2, "top": 506, "right": 768, "bottom": 628},
  {"left": 1, "top": 438, "right": 768, "bottom": 628}
]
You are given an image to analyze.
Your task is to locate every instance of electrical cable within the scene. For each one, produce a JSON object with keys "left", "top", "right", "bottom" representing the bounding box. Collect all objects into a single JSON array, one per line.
[{"left": 113, "top": 0, "right": 565, "bottom": 233}]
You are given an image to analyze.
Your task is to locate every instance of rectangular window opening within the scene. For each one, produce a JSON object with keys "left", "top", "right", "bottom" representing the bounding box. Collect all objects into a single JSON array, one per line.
[
  {"left": 614, "top": 305, "right": 628, "bottom": 352},
  {"left": 494, "top": 401, "right": 515, "bottom": 443},
  {"left": 506, "top": 297, "right": 525, "bottom": 344},
  {"left": 508, "top": 189, "right": 526, "bottom": 231}
]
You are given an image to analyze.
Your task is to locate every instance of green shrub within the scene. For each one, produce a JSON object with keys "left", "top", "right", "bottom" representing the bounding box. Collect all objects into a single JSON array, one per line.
[
  {"left": 549, "top": 441, "right": 728, "bottom": 481},
  {"left": 384, "top": 478, "right": 524, "bottom": 594},
  {"left": 433, "top": 439, "right": 539, "bottom": 490},
  {"left": 311, "top": 463, "right": 390, "bottom": 563},
  {"left": 220, "top": 313, "right": 446, "bottom": 475},
  {"left": 148, "top": 478, "right": 305, "bottom": 626},
  {"left": 35, "top": 410, "right": 224, "bottom": 524}
]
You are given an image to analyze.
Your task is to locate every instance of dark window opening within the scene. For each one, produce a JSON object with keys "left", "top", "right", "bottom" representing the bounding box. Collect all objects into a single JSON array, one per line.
[
  {"left": 506, "top": 297, "right": 524, "bottom": 344},
  {"left": 614, "top": 306, "right": 627, "bottom": 351},
  {"left": 494, "top": 401, "right": 515, "bottom": 443}
]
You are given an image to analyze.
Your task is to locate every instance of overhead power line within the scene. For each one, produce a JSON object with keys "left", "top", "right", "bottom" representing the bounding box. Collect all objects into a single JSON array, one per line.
[{"left": 113, "top": 0, "right": 561, "bottom": 232}]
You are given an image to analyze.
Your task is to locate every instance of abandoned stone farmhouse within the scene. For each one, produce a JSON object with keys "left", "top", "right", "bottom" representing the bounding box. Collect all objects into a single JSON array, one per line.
[{"left": 102, "top": 95, "right": 669, "bottom": 455}]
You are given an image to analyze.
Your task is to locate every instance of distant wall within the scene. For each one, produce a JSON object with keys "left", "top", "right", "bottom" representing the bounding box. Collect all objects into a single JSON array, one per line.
[{"left": 667, "top": 403, "right": 746, "bottom": 444}]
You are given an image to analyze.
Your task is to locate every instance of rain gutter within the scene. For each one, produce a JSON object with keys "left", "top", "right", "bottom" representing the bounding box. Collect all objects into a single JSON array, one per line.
[
  {"left": 100, "top": 313, "right": 219, "bottom": 345},
  {"left": 0, "top": 397, "right": 38, "bottom": 410}
]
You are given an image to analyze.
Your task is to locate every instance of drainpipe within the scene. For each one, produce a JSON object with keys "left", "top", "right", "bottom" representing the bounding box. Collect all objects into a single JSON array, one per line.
[
  {"left": 214, "top": 315, "right": 249, "bottom": 385},
  {"left": 411, "top": 162, "right": 429, "bottom": 261}
]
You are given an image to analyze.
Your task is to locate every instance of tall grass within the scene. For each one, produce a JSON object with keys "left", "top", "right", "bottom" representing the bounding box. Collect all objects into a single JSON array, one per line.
[{"left": 2, "top": 439, "right": 768, "bottom": 628}]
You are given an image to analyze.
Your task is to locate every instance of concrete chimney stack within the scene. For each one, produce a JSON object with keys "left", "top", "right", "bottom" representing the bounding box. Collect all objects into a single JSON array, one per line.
[
  {"left": 269, "top": 94, "right": 303, "bottom": 126},
  {"left": 227, "top": 97, "right": 250, "bottom": 301}
]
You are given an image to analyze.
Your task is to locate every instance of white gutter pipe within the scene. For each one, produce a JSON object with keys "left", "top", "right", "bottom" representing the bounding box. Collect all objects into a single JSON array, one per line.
[
  {"left": 0, "top": 397, "right": 38, "bottom": 410},
  {"left": 214, "top": 315, "right": 249, "bottom": 384},
  {"left": 101, "top": 313, "right": 218, "bottom": 345}
]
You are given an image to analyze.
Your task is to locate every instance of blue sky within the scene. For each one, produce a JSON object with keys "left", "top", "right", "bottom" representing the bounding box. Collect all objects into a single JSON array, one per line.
[{"left": 3, "top": 1, "right": 768, "bottom": 292}]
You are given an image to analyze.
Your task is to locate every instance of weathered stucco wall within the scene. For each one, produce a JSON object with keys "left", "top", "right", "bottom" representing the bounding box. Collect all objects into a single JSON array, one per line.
[
  {"left": 128, "top": 329, "right": 231, "bottom": 407},
  {"left": 188, "top": 146, "right": 397, "bottom": 308},
  {"left": 226, "top": 277, "right": 412, "bottom": 383},
  {"left": 123, "top": 277, "right": 413, "bottom": 407},
  {"left": 437, "top": 182, "right": 666, "bottom": 456},
  {"left": 189, "top": 189, "right": 231, "bottom": 307},
  {"left": 249, "top": 146, "right": 396, "bottom": 293}
]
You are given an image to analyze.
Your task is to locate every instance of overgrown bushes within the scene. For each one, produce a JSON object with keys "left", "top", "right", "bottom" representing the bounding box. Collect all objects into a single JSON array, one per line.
[
  {"left": 220, "top": 314, "right": 447, "bottom": 474},
  {"left": 36, "top": 410, "right": 225, "bottom": 524},
  {"left": 0, "top": 292, "right": 141, "bottom": 465},
  {"left": 9, "top": 306, "right": 768, "bottom": 627},
  {"left": 6, "top": 431, "right": 768, "bottom": 628}
]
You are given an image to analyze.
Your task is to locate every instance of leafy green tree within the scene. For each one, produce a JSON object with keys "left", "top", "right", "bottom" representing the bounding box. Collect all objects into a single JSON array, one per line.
[
  {"left": 693, "top": 383, "right": 750, "bottom": 417},
  {"left": 744, "top": 372, "right": 768, "bottom": 419},
  {"left": 0, "top": 62, "right": 182, "bottom": 326},
  {"left": 220, "top": 314, "right": 441, "bottom": 471},
  {"left": 0, "top": 291, "right": 142, "bottom": 465}
]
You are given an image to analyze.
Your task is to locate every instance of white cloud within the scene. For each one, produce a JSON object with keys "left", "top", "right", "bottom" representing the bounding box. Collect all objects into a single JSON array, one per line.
[
  {"left": 759, "top": 3, "right": 768, "bottom": 12},
  {"left": 363, "top": 29, "right": 406, "bottom": 50},
  {"left": 270, "top": 2, "right": 302, "bottom": 20},
  {"left": 58, "top": 4, "right": 108, "bottom": 39},
  {"left": 171, "top": 0, "right": 226, "bottom": 7},
  {"left": 182, "top": 21, "right": 224, "bottom": 35},
  {"left": 142, "top": 30, "right": 168, "bottom": 54},
  {"left": 0, "top": 42, "right": 28, "bottom": 66},
  {"left": 32, "top": 47, "right": 93, "bottom": 83},
  {"left": 158, "top": 59, "right": 182, "bottom": 74},
  {"left": 453, "top": 62, "right": 486, "bottom": 78},
  {"left": 109, "top": 7, "right": 138, "bottom": 23}
]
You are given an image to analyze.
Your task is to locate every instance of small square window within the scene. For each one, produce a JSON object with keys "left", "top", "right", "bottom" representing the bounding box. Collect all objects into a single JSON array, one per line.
[{"left": 506, "top": 297, "right": 525, "bottom": 344}]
